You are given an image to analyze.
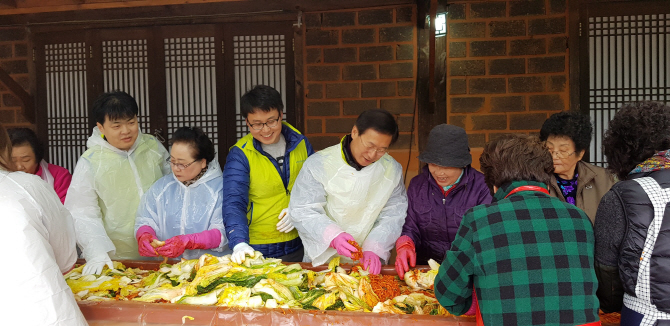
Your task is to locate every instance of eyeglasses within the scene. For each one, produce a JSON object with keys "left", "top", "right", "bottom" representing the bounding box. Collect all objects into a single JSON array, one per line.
[
  {"left": 548, "top": 149, "right": 577, "bottom": 159},
  {"left": 247, "top": 117, "right": 281, "bottom": 130},
  {"left": 166, "top": 157, "right": 199, "bottom": 170},
  {"left": 358, "top": 136, "right": 388, "bottom": 155}
]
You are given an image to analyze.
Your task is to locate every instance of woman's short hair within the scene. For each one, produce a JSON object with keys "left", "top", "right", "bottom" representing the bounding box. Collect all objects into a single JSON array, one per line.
[
  {"left": 603, "top": 101, "right": 670, "bottom": 180},
  {"left": 8, "top": 127, "right": 44, "bottom": 163},
  {"left": 0, "top": 124, "right": 15, "bottom": 171},
  {"left": 479, "top": 134, "right": 554, "bottom": 193},
  {"left": 170, "top": 127, "right": 216, "bottom": 164},
  {"left": 539, "top": 111, "right": 593, "bottom": 154}
]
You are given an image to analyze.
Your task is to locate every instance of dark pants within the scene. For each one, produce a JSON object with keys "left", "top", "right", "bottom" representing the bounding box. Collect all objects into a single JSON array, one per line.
[{"left": 277, "top": 246, "right": 304, "bottom": 263}]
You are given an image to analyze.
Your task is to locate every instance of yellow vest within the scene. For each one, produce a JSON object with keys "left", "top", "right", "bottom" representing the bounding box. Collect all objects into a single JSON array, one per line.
[
  {"left": 82, "top": 134, "right": 166, "bottom": 260},
  {"left": 233, "top": 122, "right": 308, "bottom": 245}
]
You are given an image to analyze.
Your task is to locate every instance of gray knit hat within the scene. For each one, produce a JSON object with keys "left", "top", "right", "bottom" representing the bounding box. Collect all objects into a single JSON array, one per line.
[{"left": 418, "top": 124, "right": 472, "bottom": 167}]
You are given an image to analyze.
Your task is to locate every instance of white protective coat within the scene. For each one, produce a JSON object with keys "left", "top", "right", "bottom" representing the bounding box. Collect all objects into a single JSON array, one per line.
[
  {"left": 288, "top": 143, "right": 408, "bottom": 266},
  {"left": 134, "top": 159, "right": 231, "bottom": 259},
  {"left": 0, "top": 171, "right": 88, "bottom": 326},
  {"left": 65, "top": 127, "right": 170, "bottom": 261}
]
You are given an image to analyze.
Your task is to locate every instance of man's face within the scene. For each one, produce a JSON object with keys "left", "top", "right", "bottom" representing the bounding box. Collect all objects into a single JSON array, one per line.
[
  {"left": 97, "top": 115, "right": 139, "bottom": 151},
  {"left": 246, "top": 109, "right": 283, "bottom": 145},
  {"left": 349, "top": 126, "right": 392, "bottom": 167}
]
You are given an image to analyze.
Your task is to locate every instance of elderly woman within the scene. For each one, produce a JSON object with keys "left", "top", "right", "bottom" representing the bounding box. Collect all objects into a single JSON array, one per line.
[
  {"left": 434, "top": 134, "right": 600, "bottom": 326},
  {"left": 394, "top": 124, "right": 491, "bottom": 279},
  {"left": 0, "top": 124, "right": 86, "bottom": 325},
  {"left": 9, "top": 128, "right": 72, "bottom": 203},
  {"left": 594, "top": 102, "right": 670, "bottom": 325},
  {"left": 539, "top": 112, "right": 616, "bottom": 223},
  {"left": 135, "top": 127, "right": 229, "bottom": 259}
]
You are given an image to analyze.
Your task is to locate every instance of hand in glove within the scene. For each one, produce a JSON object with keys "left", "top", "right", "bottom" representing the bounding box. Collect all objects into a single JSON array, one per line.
[
  {"left": 276, "top": 208, "right": 295, "bottom": 233},
  {"left": 329, "top": 232, "right": 358, "bottom": 258},
  {"left": 156, "top": 229, "right": 222, "bottom": 258},
  {"left": 394, "top": 235, "right": 416, "bottom": 280},
  {"left": 137, "top": 226, "right": 159, "bottom": 257},
  {"left": 82, "top": 252, "right": 114, "bottom": 275},
  {"left": 231, "top": 242, "right": 255, "bottom": 264},
  {"left": 464, "top": 288, "right": 479, "bottom": 316},
  {"left": 362, "top": 251, "right": 381, "bottom": 275}
]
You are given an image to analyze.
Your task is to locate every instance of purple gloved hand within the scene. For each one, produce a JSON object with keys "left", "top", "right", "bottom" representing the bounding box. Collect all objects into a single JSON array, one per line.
[
  {"left": 394, "top": 235, "right": 417, "bottom": 280},
  {"left": 329, "top": 232, "right": 358, "bottom": 258},
  {"left": 362, "top": 251, "right": 381, "bottom": 275},
  {"left": 156, "top": 229, "right": 222, "bottom": 258},
  {"left": 136, "top": 225, "right": 159, "bottom": 257}
]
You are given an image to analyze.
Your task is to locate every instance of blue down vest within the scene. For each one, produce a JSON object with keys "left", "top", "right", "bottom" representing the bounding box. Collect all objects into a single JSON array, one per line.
[{"left": 615, "top": 169, "right": 670, "bottom": 313}]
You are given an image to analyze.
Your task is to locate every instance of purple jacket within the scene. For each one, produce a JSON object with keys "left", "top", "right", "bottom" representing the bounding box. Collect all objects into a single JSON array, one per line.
[{"left": 401, "top": 165, "right": 492, "bottom": 264}]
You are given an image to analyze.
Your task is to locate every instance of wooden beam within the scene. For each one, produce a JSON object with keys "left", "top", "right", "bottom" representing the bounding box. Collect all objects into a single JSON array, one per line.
[
  {"left": 0, "top": 0, "right": 414, "bottom": 24},
  {"left": 0, "top": 66, "right": 34, "bottom": 123},
  {"left": 0, "top": 0, "right": 16, "bottom": 9}
]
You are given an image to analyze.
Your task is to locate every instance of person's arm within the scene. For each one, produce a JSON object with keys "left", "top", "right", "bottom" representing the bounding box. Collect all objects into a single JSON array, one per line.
[
  {"left": 64, "top": 159, "right": 115, "bottom": 261},
  {"left": 50, "top": 165, "right": 72, "bottom": 204},
  {"left": 362, "top": 172, "right": 408, "bottom": 262},
  {"left": 303, "top": 137, "right": 316, "bottom": 156},
  {"left": 134, "top": 181, "right": 163, "bottom": 238},
  {"left": 222, "top": 147, "right": 251, "bottom": 248},
  {"left": 288, "top": 156, "right": 343, "bottom": 261},
  {"left": 434, "top": 211, "right": 477, "bottom": 316},
  {"left": 401, "top": 180, "right": 422, "bottom": 248},
  {"left": 27, "top": 176, "right": 78, "bottom": 273},
  {"left": 207, "top": 181, "right": 228, "bottom": 252},
  {"left": 476, "top": 184, "right": 493, "bottom": 206},
  {"left": 594, "top": 189, "right": 627, "bottom": 313}
]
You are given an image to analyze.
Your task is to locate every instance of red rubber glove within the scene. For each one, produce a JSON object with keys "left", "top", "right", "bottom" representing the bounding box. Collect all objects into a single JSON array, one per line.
[
  {"left": 394, "top": 235, "right": 416, "bottom": 280},
  {"left": 157, "top": 229, "right": 222, "bottom": 258},
  {"left": 464, "top": 288, "right": 478, "bottom": 316},
  {"left": 329, "top": 232, "right": 358, "bottom": 258},
  {"left": 362, "top": 251, "right": 381, "bottom": 275},
  {"left": 136, "top": 225, "right": 159, "bottom": 257}
]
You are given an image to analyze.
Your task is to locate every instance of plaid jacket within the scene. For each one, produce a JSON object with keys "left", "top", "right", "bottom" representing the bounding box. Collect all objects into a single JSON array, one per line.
[{"left": 434, "top": 180, "right": 599, "bottom": 326}]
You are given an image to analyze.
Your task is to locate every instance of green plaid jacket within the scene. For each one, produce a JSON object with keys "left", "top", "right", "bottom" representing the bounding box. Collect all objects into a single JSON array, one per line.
[{"left": 434, "top": 180, "right": 599, "bottom": 326}]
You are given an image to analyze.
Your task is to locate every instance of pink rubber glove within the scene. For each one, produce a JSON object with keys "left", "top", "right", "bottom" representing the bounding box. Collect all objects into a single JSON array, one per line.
[
  {"left": 329, "top": 232, "right": 358, "bottom": 258},
  {"left": 362, "top": 251, "right": 381, "bottom": 275},
  {"left": 156, "top": 229, "right": 222, "bottom": 258},
  {"left": 464, "top": 288, "right": 478, "bottom": 316},
  {"left": 394, "top": 235, "right": 416, "bottom": 280},
  {"left": 136, "top": 225, "right": 159, "bottom": 257}
]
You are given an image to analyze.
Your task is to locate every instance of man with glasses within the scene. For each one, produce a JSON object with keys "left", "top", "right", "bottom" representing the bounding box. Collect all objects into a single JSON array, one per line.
[
  {"left": 288, "top": 109, "right": 408, "bottom": 274},
  {"left": 223, "top": 85, "right": 314, "bottom": 264}
]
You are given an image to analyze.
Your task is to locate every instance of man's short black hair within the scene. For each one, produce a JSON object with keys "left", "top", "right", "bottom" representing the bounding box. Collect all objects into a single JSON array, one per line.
[
  {"left": 91, "top": 91, "right": 139, "bottom": 125},
  {"left": 355, "top": 109, "right": 399, "bottom": 145},
  {"left": 8, "top": 127, "right": 44, "bottom": 163},
  {"left": 171, "top": 127, "right": 216, "bottom": 164},
  {"left": 240, "top": 85, "right": 284, "bottom": 118}
]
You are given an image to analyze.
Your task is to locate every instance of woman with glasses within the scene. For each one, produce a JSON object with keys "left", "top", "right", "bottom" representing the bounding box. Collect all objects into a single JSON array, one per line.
[
  {"left": 394, "top": 124, "right": 492, "bottom": 281},
  {"left": 289, "top": 109, "right": 408, "bottom": 274},
  {"left": 539, "top": 111, "right": 616, "bottom": 223},
  {"left": 222, "top": 85, "right": 314, "bottom": 264},
  {"left": 134, "top": 127, "right": 229, "bottom": 259}
]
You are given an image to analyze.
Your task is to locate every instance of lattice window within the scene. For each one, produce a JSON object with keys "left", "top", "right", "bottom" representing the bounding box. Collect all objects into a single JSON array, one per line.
[
  {"left": 45, "top": 42, "right": 88, "bottom": 173},
  {"left": 102, "top": 39, "right": 150, "bottom": 133},
  {"left": 165, "top": 37, "right": 219, "bottom": 149},
  {"left": 588, "top": 14, "right": 670, "bottom": 166},
  {"left": 233, "top": 35, "right": 287, "bottom": 140}
]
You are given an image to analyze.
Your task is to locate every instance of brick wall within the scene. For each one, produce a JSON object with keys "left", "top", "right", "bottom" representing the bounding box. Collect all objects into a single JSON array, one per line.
[
  {"left": 446, "top": 0, "right": 568, "bottom": 168},
  {"left": 0, "top": 27, "right": 32, "bottom": 128},
  {"left": 302, "top": 5, "right": 420, "bottom": 177}
]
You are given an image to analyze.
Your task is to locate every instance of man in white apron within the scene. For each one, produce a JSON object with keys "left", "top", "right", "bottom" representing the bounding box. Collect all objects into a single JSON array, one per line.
[{"left": 289, "top": 109, "right": 408, "bottom": 274}]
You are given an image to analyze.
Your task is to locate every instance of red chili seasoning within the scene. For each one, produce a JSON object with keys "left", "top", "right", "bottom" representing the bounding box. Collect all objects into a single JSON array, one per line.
[
  {"left": 348, "top": 240, "right": 364, "bottom": 261},
  {"left": 369, "top": 274, "right": 402, "bottom": 302}
]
